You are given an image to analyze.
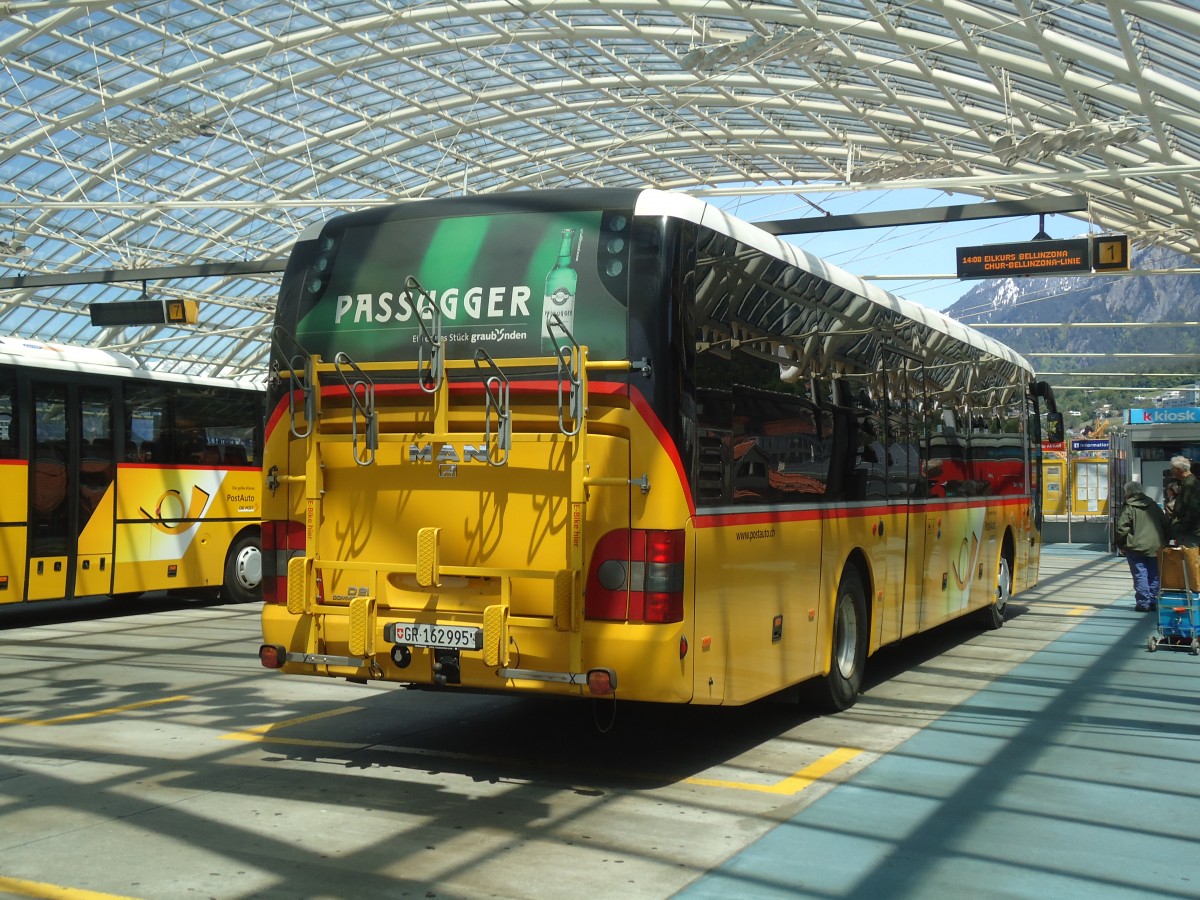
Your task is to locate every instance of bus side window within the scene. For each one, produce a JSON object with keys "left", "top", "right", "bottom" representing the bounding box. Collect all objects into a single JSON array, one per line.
[
  {"left": 927, "top": 401, "right": 966, "bottom": 496},
  {"left": 33, "top": 442, "right": 67, "bottom": 514},
  {"left": 80, "top": 438, "right": 115, "bottom": 516},
  {"left": 127, "top": 384, "right": 169, "bottom": 463},
  {"left": 0, "top": 374, "right": 14, "bottom": 458},
  {"left": 850, "top": 408, "right": 887, "bottom": 501}
]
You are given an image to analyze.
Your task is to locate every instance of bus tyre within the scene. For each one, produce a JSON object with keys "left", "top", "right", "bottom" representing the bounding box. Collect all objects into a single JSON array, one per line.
[
  {"left": 221, "top": 533, "right": 262, "bottom": 604},
  {"left": 804, "top": 568, "right": 868, "bottom": 713},
  {"left": 978, "top": 556, "right": 1011, "bottom": 631}
]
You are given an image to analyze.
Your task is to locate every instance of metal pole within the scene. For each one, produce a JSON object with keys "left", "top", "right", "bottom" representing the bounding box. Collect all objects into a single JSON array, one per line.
[{"left": 1067, "top": 440, "right": 1073, "bottom": 543}]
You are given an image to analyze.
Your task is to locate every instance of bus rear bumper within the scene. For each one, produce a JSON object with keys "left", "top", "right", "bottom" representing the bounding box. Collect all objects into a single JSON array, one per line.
[{"left": 258, "top": 629, "right": 618, "bottom": 697}]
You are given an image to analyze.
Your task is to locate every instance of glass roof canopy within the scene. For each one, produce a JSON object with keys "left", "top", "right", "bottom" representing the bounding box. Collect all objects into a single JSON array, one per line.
[{"left": 2, "top": 0, "right": 1198, "bottom": 383}]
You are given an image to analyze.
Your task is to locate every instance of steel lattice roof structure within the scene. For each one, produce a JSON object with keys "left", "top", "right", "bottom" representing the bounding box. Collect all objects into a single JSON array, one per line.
[{"left": 2, "top": 1, "right": 1198, "bottom": 383}]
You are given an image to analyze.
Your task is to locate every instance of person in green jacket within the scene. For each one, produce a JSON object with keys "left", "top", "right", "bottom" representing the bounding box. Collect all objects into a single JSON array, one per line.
[{"left": 1116, "top": 480, "right": 1170, "bottom": 611}]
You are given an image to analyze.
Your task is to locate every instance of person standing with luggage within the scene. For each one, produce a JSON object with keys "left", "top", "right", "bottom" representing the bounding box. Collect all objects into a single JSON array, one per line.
[
  {"left": 1167, "top": 456, "right": 1200, "bottom": 595},
  {"left": 1168, "top": 457, "right": 1200, "bottom": 537},
  {"left": 1116, "top": 480, "right": 1170, "bottom": 611}
]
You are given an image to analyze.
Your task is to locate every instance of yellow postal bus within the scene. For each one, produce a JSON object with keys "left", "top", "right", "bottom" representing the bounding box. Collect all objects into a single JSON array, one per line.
[
  {"left": 0, "top": 337, "right": 263, "bottom": 605},
  {"left": 259, "top": 189, "right": 1058, "bottom": 710}
]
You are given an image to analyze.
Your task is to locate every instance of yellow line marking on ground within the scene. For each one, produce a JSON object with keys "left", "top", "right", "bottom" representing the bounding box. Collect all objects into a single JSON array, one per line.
[
  {"left": 686, "top": 746, "right": 863, "bottom": 795},
  {"left": 219, "top": 705, "right": 363, "bottom": 747},
  {"left": 0, "top": 695, "right": 190, "bottom": 727},
  {"left": 1066, "top": 605, "right": 1091, "bottom": 616},
  {"left": 0, "top": 874, "right": 141, "bottom": 899}
]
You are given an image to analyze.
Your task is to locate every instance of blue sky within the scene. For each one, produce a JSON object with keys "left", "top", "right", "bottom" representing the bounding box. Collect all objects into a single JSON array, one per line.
[{"left": 711, "top": 189, "right": 1095, "bottom": 312}]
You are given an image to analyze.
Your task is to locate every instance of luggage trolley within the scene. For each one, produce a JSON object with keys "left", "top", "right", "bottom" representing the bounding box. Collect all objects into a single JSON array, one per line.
[{"left": 1149, "top": 546, "right": 1200, "bottom": 654}]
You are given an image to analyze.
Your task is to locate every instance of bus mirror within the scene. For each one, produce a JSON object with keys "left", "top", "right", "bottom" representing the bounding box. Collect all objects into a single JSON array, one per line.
[{"left": 1046, "top": 412, "right": 1064, "bottom": 442}]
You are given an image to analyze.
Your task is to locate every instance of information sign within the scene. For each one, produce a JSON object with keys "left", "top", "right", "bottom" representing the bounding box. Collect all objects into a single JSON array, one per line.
[
  {"left": 956, "top": 238, "right": 1091, "bottom": 278},
  {"left": 1128, "top": 407, "right": 1200, "bottom": 424}
]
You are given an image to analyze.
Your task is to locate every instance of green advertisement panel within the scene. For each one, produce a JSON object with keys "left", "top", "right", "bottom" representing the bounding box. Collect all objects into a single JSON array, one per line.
[{"left": 296, "top": 210, "right": 628, "bottom": 362}]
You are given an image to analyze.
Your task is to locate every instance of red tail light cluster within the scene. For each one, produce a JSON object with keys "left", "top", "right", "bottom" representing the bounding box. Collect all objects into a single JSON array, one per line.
[
  {"left": 585, "top": 529, "right": 685, "bottom": 624},
  {"left": 261, "top": 520, "right": 305, "bottom": 604}
]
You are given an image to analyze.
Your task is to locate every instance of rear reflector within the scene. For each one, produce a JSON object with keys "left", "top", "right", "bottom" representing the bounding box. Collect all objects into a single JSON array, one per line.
[
  {"left": 259, "top": 644, "right": 286, "bottom": 669},
  {"left": 587, "top": 668, "right": 617, "bottom": 696}
]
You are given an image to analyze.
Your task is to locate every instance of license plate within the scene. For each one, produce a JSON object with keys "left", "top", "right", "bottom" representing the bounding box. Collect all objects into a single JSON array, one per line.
[{"left": 391, "top": 622, "right": 482, "bottom": 650}]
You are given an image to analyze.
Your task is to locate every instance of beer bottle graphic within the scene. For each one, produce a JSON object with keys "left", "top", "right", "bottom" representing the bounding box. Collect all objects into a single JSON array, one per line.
[{"left": 541, "top": 228, "right": 579, "bottom": 352}]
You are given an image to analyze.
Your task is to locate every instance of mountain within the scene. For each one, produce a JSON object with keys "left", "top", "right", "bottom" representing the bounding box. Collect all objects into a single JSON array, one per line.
[{"left": 943, "top": 245, "right": 1200, "bottom": 376}]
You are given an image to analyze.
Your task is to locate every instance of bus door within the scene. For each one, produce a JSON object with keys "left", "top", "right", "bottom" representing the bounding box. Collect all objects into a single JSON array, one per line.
[
  {"left": 27, "top": 381, "right": 116, "bottom": 601},
  {"left": 76, "top": 386, "right": 117, "bottom": 597},
  {"left": 0, "top": 370, "right": 21, "bottom": 604},
  {"left": 859, "top": 357, "right": 921, "bottom": 643},
  {"left": 882, "top": 363, "right": 923, "bottom": 643},
  {"left": 28, "top": 381, "right": 70, "bottom": 600},
  {"left": 916, "top": 402, "right": 972, "bottom": 629}
]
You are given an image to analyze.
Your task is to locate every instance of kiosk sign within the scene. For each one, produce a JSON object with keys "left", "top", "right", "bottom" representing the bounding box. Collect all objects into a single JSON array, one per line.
[{"left": 1128, "top": 407, "right": 1200, "bottom": 424}]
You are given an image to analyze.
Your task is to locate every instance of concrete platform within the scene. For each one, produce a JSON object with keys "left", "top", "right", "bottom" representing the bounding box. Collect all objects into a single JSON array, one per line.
[
  {"left": 677, "top": 546, "right": 1200, "bottom": 899},
  {"left": 1, "top": 547, "right": 1196, "bottom": 899}
]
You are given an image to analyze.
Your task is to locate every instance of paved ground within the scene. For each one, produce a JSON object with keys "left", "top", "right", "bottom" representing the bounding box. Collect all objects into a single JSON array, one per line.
[
  {"left": 678, "top": 545, "right": 1200, "bottom": 899},
  {"left": 2, "top": 546, "right": 1195, "bottom": 899}
]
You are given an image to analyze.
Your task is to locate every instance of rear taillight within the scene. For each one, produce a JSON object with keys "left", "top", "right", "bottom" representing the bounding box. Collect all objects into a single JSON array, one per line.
[
  {"left": 585, "top": 529, "right": 685, "bottom": 624},
  {"left": 261, "top": 519, "right": 305, "bottom": 604},
  {"left": 584, "top": 530, "right": 631, "bottom": 620},
  {"left": 638, "top": 529, "right": 685, "bottom": 623}
]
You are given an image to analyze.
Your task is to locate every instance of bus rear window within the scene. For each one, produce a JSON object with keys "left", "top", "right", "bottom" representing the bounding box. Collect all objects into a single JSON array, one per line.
[{"left": 292, "top": 209, "right": 635, "bottom": 364}]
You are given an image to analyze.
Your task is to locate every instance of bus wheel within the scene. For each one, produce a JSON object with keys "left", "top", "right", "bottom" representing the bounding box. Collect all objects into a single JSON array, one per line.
[
  {"left": 804, "top": 567, "right": 868, "bottom": 713},
  {"left": 978, "top": 556, "right": 1011, "bottom": 631},
  {"left": 221, "top": 533, "right": 262, "bottom": 604}
]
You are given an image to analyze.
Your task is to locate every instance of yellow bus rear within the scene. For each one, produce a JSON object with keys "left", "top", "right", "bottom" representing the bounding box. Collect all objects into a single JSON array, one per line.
[{"left": 259, "top": 189, "right": 1052, "bottom": 709}]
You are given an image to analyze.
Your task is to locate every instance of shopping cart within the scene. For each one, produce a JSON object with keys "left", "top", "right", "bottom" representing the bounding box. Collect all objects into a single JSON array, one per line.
[{"left": 1148, "top": 545, "right": 1200, "bottom": 655}]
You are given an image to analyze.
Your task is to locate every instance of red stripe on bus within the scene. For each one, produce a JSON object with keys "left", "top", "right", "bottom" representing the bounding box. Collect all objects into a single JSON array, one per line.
[
  {"left": 120, "top": 462, "right": 235, "bottom": 471},
  {"left": 694, "top": 508, "right": 822, "bottom": 528},
  {"left": 295, "top": 378, "right": 631, "bottom": 400},
  {"left": 263, "top": 380, "right": 1029, "bottom": 525},
  {"left": 627, "top": 385, "right": 696, "bottom": 514},
  {"left": 265, "top": 378, "right": 634, "bottom": 442},
  {"left": 693, "top": 495, "right": 1031, "bottom": 528},
  {"left": 922, "top": 496, "right": 1030, "bottom": 513},
  {"left": 266, "top": 394, "right": 291, "bottom": 441}
]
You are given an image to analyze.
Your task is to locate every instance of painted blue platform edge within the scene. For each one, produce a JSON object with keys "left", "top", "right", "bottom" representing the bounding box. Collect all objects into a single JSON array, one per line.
[{"left": 676, "top": 585, "right": 1200, "bottom": 899}]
